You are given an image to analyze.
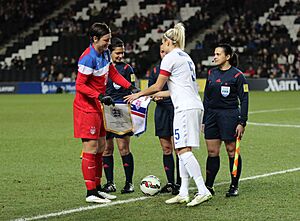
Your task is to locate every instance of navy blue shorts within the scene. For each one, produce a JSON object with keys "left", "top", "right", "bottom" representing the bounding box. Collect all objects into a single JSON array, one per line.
[
  {"left": 106, "top": 131, "right": 134, "bottom": 139},
  {"left": 204, "top": 108, "right": 239, "bottom": 141},
  {"left": 154, "top": 104, "right": 174, "bottom": 137}
]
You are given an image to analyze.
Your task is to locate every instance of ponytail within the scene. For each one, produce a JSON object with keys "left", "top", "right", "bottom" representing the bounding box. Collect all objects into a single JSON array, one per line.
[
  {"left": 230, "top": 52, "right": 239, "bottom": 67},
  {"left": 217, "top": 43, "right": 239, "bottom": 67},
  {"left": 163, "top": 23, "right": 185, "bottom": 50}
]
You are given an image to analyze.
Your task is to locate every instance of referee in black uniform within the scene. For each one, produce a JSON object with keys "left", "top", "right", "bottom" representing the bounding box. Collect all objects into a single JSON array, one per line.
[
  {"left": 148, "top": 47, "right": 180, "bottom": 195},
  {"left": 203, "top": 43, "right": 249, "bottom": 197},
  {"left": 102, "top": 38, "right": 136, "bottom": 194}
]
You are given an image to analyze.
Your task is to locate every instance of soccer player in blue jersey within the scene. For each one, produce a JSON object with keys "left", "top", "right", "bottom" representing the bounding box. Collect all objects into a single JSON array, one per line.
[
  {"left": 148, "top": 46, "right": 180, "bottom": 195},
  {"left": 102, "top": 38, "right": 137, "bottom": 194},
  {"left": 203, "top": 43, "right": 249, "bottom": 197}
]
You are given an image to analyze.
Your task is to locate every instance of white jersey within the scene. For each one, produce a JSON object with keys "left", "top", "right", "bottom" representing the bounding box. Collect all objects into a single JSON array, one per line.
[{"left": 160, "top": 48, "right": 203, "bottom": 112}]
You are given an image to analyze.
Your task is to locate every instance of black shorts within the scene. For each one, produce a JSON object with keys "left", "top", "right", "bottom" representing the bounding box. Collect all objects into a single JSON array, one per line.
[
  {"left": 154, "top": 104, "right": 174, "bottom": 137},
  {"left": 106, "top": 131, "right": 134, "bottom": 139},
  {"left": 204, "top": 108, "right": 239, "bottom": 141}
]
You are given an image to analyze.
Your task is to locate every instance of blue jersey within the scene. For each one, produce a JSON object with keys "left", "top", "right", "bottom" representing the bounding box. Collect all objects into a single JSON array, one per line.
[
  {"left": 148, "top": 64, "right": 173, "bottom": 107},
  {"left": 203, "top": 66, "right": 249, "bottom": 124},
  {"left": 105, "top": 62, "right": 135, "bottom": 101}
]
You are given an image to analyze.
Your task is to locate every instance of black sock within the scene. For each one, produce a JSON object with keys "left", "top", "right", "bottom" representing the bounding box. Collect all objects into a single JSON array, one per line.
[
  {"left": 175, "top": 155, "right": 181, "bottom": 185},
  {"left": 163, "top": 154, "right": 175, "bottom": 184},
  {"left": 205, "top": 156, "right": 220, "bottom": 188},
  {"left": 122, "top": 152, "right": 134, "bottom": 183},
  {"left": 87, "top": 189, "right": 98, "bottom": 197},
  {"left": 229, "top": 156, "right": 242, "bottom": 187},
  {"left": 103, "top": 155, "right": 114, "bottom": 183}
]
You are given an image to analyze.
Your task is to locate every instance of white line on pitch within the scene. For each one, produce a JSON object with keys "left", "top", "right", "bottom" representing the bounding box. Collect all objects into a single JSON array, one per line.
[
  {"left": 13, "top": 167, "right": 300, "bottom": 221},
  {"left": 248, "top": 122, "right": 300, "bottom": 128},
  {"left": 249, "top": 107, "right": 300, "bottom": 114}
]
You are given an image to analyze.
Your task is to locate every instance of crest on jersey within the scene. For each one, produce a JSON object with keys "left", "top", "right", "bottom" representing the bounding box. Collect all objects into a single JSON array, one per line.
[
  {"left": 221, "top": 86, "right": 230, "bottom": 97},
  {"left": 104, "top": 52, "right": 109, "bottom": 61},
  {"left": 113, "top": 82, "right": 121, "bottom": 90},
  {"left": 90, "top": 126, "right": 96, "bottom": 135},
  {"left": 134, "top": 100, "right": 142, "bottom": 110}
]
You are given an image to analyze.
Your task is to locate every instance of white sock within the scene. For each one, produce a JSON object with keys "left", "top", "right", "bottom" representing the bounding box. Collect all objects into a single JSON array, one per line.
[
  {"left": 178, "top": 156, "right": 189, "bottom": 197},
  {"left": 180, "top": 151, "right": 209, "bottom": 195}
]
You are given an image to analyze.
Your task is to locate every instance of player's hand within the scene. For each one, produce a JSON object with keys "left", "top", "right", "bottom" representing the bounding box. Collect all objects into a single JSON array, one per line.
[
  {"left": 124, "top": 93, "right": 140, "bottom": 103},
  {"left": 152, "top": 96, "right": 163, "bottom": 102},
  {"left": 235, "top": 124, "right": 245, "bottom": 139},
  {"left": 152, "top": 92, "right": 165, "bottom": 102},
  {"left": 201, "top": 124, "right": 205, "bottom": 133},
  {"left": 98, "top": 94, "right": 115, "bottom": 106}
]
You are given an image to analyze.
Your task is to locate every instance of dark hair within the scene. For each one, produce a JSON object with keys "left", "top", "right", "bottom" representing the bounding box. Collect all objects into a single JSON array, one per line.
[
  {"left": 89, "top": 23, "right": 111, "bottom": 43},
  {"left": 108, "top": 37, "right": 124, "bottom": 51},
  {"left": 216, "top": 43, "right": 239, "bottom": 67}
]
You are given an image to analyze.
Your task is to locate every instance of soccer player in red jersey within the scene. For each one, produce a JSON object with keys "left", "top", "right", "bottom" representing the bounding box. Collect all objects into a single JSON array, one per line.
[{"left": 73, "top": 23, "right": 136, "bottom": 203}]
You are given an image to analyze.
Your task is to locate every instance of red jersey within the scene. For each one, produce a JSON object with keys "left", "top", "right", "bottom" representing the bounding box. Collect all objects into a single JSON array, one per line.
[{"left": 73, "top": 45, "right": 131, "bottom": 113}]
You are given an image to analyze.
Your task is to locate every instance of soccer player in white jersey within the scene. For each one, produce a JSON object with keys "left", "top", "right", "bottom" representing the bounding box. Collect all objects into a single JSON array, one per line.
[{"left": 124, "top": 23, "right": 212, "bottom": 207}]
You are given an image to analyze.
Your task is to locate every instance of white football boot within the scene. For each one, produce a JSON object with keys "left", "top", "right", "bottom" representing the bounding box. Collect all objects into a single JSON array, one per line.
[
  {"left": 165, "top": 195, "right": 189, "bottom": 204},
  {"left": 86, "top": 195, "right": 111, "bottom": 203},
  {"left": 98, "top": 191, "right": 117, "bottom": 200},
  {"left": 186, "top": 193, "right": 212, "bottom": 207}
]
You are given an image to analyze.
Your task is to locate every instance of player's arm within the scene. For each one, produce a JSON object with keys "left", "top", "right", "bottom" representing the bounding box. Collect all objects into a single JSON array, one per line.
[
  {"left": 237, "top": 73, "right": 249, "bottom": 127},
  {"left": 124, "top": 73, "right": 168, "bottom": 103},
  {"left": 152, "top": 91, "right": 170, "bottom": 98},
  {"left": 202, "top": 70, "right": 211, "bottom": 125},
  {"left": 76, "top": 71, "right": 100, "bottom": 98},
  {"left": 148, "top": 67, "right": 156, "bottom": 87},
  {"left": 109, "top": 64, "right": 131, "bottom": 89},
  {"left": 127, "top": 65, "right": 137, "bottom": 87}
]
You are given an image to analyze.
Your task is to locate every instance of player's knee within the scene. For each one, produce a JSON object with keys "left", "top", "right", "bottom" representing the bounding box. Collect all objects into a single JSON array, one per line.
[
  {"left": 227, "top": 150, "right": 235, "bottom": 158},
  {"left": 162, "top": 145, "right": 172, "bottom": 155},
  {"left": 119, "top": 146, "right": 130, "bottom": 156},
  {"left": 207, "top": 146, "right": 219, "bottom": 156},
  {"left": 103, "top": 146, "right": 114, "bottom": 156}
]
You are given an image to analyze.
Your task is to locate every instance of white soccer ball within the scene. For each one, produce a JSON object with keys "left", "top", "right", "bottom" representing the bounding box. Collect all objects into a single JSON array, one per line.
[{"left": 140, "top": 175, "right": 161, "bottom": 196}]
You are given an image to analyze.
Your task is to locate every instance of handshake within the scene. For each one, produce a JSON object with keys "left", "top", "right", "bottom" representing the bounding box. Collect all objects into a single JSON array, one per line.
[{"left": 98, "top": 85, "right": 140, "bottom": 106}]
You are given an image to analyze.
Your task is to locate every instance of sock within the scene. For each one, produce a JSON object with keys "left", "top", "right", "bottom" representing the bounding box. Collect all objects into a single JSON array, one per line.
[
  {"left": 178, "top": 156, "right": 190, "bottom": 197},
  {"left": 163, "top": 154, "right": 175, "bottom": 184},
  {"left": 205, "top": 156, "right": 220, "bottom": 188},
  {"left": 81, "top": 152, "right": 96, "bottom": 191},
  {"left": 95, "top": 153, "right": 103, "bottom": 189},
  {"left": 87, "top": 189, "right": 98, "bottom": 197},
  {"left": 229, "top": 156, "right": 242, "bottom": 187},
  {"left": 180, "top": 151, "right": 209, "bottom": 195},
  {"left": 122, "top": 152, "right": 134, "bottom": 183},
  {"left": 103, "top": 155, "right": 114, "bottom": 183},
  {"left": 175, "top": 155, "right": 181, "bottom": 185}
]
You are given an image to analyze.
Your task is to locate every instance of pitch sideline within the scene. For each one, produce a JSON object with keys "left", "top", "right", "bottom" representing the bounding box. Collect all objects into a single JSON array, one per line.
[
  {"left": 249, "top": 107, "right": 300, "bottom": 114},
  {"left": 14, "top": 167, "right": 300, "bottom": 221},
  {"left": 248, "top": 107, "right": 300, "bottom": 128}
]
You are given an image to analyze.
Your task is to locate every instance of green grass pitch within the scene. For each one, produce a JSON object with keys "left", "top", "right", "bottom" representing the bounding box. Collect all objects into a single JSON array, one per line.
[{"left": 0, "top": 91, "right": 299, "bottom": 220}]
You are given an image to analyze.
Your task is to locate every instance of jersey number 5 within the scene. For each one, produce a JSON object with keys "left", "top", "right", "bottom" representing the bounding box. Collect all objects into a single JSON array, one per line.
[
  {"left": 187, "top": 61, "right": 196, "bottom": 81},
  {"left": 174, "top": 128, "right": 180, "bottom": 140}
]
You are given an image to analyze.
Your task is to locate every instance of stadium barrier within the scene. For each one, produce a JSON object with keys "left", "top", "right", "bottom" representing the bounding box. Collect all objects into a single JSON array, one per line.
[
  {"left": 0, "top": 82, "right": 75, "bottom": 94},
  {"left": 0, "top": 78, "right": 299, "bottom": 94},
  {"left": 140, "top": 78, "right": 300, "bottom": 92}
]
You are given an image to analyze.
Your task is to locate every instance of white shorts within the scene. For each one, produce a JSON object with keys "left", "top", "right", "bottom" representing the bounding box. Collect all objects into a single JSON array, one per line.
[{"left": 173, "top": 109, "right": 203, "bottom": 149}]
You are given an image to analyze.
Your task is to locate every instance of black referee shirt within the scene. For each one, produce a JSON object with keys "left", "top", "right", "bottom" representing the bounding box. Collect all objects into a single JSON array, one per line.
[
  {"left": 106, "top": 62, "right": 135, "bottom": 100},
  {"left": 203, "top": 66, "right": 249, "bottom": 124}
]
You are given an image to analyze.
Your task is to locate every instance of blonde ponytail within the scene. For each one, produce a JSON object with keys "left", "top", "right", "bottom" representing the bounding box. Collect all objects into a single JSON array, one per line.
[{"left": 163, "top": 23, "right": 185, "bottom": 50}]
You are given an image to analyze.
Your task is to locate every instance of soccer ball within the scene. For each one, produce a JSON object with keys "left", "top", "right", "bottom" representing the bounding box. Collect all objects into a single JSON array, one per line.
[{"left": 140, "top": 175, "right": 161, "bottom": 196}]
